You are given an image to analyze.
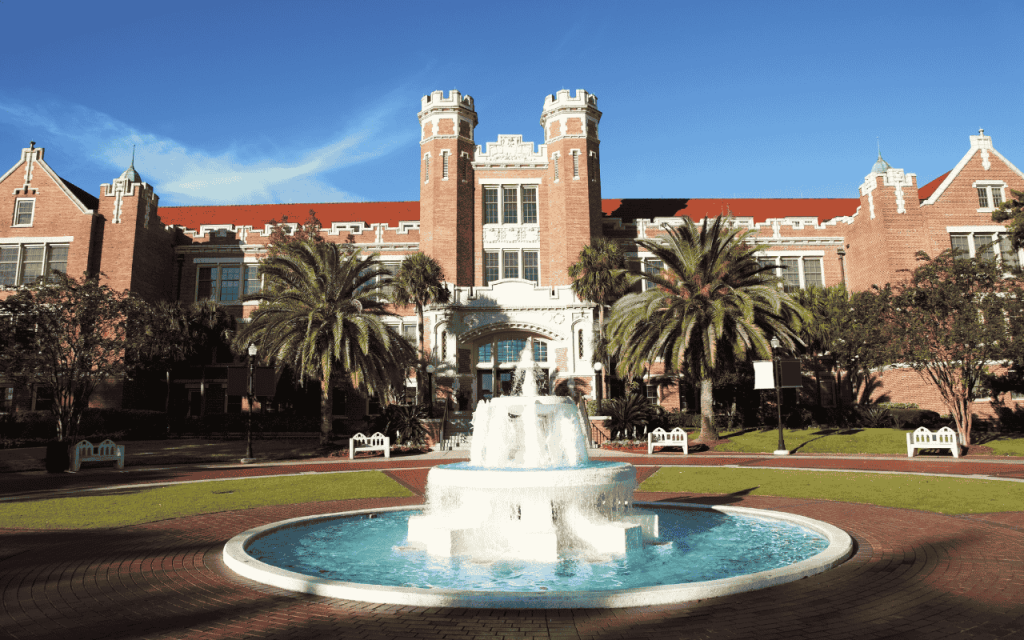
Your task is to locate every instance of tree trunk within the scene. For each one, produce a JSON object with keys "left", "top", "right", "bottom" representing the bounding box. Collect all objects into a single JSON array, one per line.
[
  {"left": 598, "top": 303, "right": 607, "bottom": 401},
  {"left": 320, "top": 371, "right": 334, "bottom": 446},
  {"left": 699, "top": 378, "right": 717, "bottom": 442},
  {"left": 417, "top": 302, "right": 425, "bottom": 407}
]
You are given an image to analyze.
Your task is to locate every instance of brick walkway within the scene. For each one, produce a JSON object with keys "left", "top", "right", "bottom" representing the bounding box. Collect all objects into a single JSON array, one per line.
[{"left": 2, "top": 455, "right": 1024, "bottom": 639}]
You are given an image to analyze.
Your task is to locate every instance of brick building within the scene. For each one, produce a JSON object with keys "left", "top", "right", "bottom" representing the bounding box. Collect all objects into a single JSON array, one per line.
[{"left": 3, "top": 90, "right": 1023, "bottom": 420}]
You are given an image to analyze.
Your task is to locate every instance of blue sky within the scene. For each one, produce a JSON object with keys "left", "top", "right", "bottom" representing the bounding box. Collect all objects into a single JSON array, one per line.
[{"left": 1, "top": 0, "right": 1021, "bottom": 207}]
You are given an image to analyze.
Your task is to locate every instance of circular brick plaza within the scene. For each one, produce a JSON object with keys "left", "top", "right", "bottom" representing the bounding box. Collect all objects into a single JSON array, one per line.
[{"left": 1, "top": 456, "right": 1023, "bottom": 639}]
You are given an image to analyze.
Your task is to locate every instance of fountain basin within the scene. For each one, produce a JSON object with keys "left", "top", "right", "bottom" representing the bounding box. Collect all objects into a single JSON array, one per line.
[
  {"left": 408, "top": 461, "right": 655, "bottom": 560},
  {"left": 223, "top": 503, "right": 854, "bottom": 609}
]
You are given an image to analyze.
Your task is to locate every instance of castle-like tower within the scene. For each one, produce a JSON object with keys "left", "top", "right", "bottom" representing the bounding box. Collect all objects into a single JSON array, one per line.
[
  {"left": 539, "top": 90, "right": 603, "bottom": 287},
  {"left": 418, "top": 90, "right": 478, "bottom": 286}
]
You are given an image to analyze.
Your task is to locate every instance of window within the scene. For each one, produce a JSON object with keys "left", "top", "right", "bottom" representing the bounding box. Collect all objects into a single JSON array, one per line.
[
  {"left": 522, "top": 187, "right": 537, "bottom": 224},
  {"left": 949, "top": 232, "right": 1021, "bottom": 271},
  {"left": 485, "top": 249, "right": 538, "bottom": 284},
  {"left": 0, "top": 243, "right": 69, "bottom": 287},
  {"left": 196, "top": 263, "right": 248, "bottom": 303},
  {"left": 0, "top": 387, "right": 13, "bottom": 414},
  {"left": 802, "top": 257, "right": 823, "bottom": 288},
  {"left": 478, "top": 343, "right": 492, "bottom": 363},
  {"left": 572, "top": 150, "right": 579, "bottom": 178},
  {"left": 780, "top": 258, "right": 801, "bottom": 293},
  {"left": 441, "top": 331, "right": 447, "bottom": 360},
  {"left": 484, "top": 251, "right": 499, "bottom": 284},
  {"left": 424, "top": 154, "right": 430, "bottom": 182},
  {"left": 244, "top": 265, "right": 261, "bottom": 295},
  {"left": 646, "top": 383, "right": 659, "bottom": 405},
  {"left": 497, "top": 339, "right": 526, "bottom": 363},
  {"left": 579, "top": 329, "right": 585, "bottom": 359},
  {"left": 533, "top": 341, "right": 547, "bottom": 363},
  {"left": 643, "top": 259, "right": 663, "bottom": 291},
  {"left": 484, "top": 187, "right": 499, "bottom": 224},
  {"left": 441, "top": 152, "right": 449, "bottom": 180},
  {"left": 502, "top": 187, "right": 518, "bottom": 224},
  {"left": 523, "top": 251, "right": 539, "bottom": 284},
  {"left": 14, "top": 199, "right": 34, "bottom": 226},
  {"left": 403, "top": 323, "right": 417, "bottom": 345},
  {"left": 758, "top": 255, "right": 824, "bottom": 291},
  {"left": 554, "top": 154, "right": 560, "bottom": 181},
  {"left": 977, "top": 184, "right": 1004, "bottom": 209},
  {"left": 484, "top": 185, "right": 539, "bottom": 226},
  {"left": 503, "top": 250, "right": 519, "bottom": 279}
]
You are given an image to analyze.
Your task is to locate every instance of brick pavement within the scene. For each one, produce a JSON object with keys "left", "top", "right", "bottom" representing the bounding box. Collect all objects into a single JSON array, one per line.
[{"left": 2, "top": 455, "right": 1024, "bottom": 639}]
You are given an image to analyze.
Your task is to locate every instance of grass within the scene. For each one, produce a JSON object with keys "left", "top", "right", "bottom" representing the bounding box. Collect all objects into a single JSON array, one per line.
[
  {"left": 0, "top": 471, "right": 412, "bottom": 530},
  {"left": 712, "top": 427, "right": 911, "bottom": 454},
  {"left": 983, "top": 437, "right": 1024, "bottom": 456},
  {"left": 639, "top": 467, "right": 1024, "bottom": 515}
]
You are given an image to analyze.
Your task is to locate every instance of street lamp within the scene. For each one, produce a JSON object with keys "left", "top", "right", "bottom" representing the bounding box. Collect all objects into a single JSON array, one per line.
[
  {"left": 244, "top": 343, "right": 257, "bottom": 462},
  {"left": 593, "top": 361, "right": 604, "bottom": 415},
  {"left": 426, "top": 364, "right": 435, "bottom": 418},
  {"left": 770, "top": 337, "right": 788, "bottom": 455}
]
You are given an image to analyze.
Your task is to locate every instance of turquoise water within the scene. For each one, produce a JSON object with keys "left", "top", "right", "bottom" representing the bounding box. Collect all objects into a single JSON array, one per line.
[{"left": 247, "top": 508, "right": 830, "bottom": 592}]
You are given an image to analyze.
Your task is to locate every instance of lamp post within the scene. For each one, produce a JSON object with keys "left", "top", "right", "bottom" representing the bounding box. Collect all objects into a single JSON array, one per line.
[
  {"left": 426, "top": 364, "right": 435, "bottom": 418},
  {"left": 771, "top": 337, "right": 788, "bottom": 455},
  {"left": 244, "top": 343, "right": 257, "bottom": 462},
  {"left": 594, "top": 361, "right": 603, "bottom": 415}
]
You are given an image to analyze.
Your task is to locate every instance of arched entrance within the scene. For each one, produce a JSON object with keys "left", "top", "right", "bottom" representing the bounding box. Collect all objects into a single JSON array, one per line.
[{"left": 472, "top": 334, "right": 551, "bottom": 402}]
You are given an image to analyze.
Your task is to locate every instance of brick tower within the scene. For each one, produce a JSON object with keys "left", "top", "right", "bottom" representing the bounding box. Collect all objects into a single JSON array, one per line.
[
  {"left": 97, "top": 154, "right": 174, "bottom": 301},
  {"left": 844, "top": 153, "right": 922, "bottom": 290},
  {"left": 539, "top": 89, "right": 603, "bottom": 287},
  {"left": 418, "top": 90, "right": 478, "bottom": 286}
]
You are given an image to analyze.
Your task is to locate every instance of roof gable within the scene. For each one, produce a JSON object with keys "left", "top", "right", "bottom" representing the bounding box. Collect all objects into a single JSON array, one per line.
[{"left": 921, "top": 132, "right": 1024, "bottom": 206}]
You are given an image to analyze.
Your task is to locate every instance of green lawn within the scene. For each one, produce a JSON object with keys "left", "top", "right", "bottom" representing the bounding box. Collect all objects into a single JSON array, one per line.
[
  {"left": 0, "top": 471, "right": 411, "bottom": 530},
  {"left": 984, "top": 437, "right": 1024, "bottom": 456},
  {"left": 640, "top": 467, "right": 1024, "bottom": 515},
  {"left": 713, "top": 427, "right": 928, "bottom": 454}
]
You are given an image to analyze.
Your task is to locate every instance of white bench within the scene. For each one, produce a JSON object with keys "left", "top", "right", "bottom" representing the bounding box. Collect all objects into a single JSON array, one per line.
[
  {"left": 648, "top": 427, "right": 688, "bottom": 455},
  {"left": 907, "top": 426, "right": 962, "bottom": 458},
  {"left": 71, "top": 439, "right": 125, "bottom": 472},
  {"left": 349, "top": 432, "right": 390, "bottom": 459}
]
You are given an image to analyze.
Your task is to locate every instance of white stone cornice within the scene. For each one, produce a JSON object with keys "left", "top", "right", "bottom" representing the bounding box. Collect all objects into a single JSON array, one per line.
[{"left": 474, "top": 135, "right": 548, "bottom": 168}]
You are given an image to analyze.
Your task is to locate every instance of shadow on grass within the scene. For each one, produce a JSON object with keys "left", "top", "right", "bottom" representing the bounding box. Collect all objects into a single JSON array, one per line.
[{"left": 653, "top": 486, "right": 760, "bottom": 507}]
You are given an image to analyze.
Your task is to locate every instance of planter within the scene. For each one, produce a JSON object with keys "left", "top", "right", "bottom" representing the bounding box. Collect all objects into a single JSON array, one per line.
[{"left": 44, "top": 440, "right": 70, "bottom": 473}]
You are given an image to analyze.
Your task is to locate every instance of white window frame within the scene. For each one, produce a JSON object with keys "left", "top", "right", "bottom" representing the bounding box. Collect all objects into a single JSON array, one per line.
[
  {"left": 756, "top": 251, "right": 826, "bottom": 291},
  {"left": 571, "top": 149, "right": 580, "bottom": 179},
  {"left": 946, "top": 227, "right": 1022, "bottom": 272},
  {"left": 441, "top": 150, "right": 450, "bottom": 181},
  {"left": 483, "top": 249, "right": 540, "bottom": 285},
  {"left": 553, "top": 152, "right": 560, "bottom": 182},
  {"left": 479, "top": 181, "right": 541, "bottom": 228},
  {"left": 642, "top": 258, "right": 664, "bottom": 291},
  {"left": 13, "top": 198, "right": 35, "bottom": 227},
  {"left": 0, "top": 241, "right": 71, "bottom": 288},
  {"left": 972, "top": 182, "right": 1006, "bottom": 212},
  {"left": 423, "top": 153, "right": 431, "bottom": 184}
]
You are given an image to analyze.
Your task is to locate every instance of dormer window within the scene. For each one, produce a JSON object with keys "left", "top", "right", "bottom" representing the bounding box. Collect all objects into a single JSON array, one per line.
[{"left": 13, "top": 199, "right": 34, "bottom": 226}]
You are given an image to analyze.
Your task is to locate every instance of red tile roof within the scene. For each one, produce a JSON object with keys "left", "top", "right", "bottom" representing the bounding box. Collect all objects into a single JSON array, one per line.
[
  {"left": 159, "top": 197, "right": 862, "bottom": 230},
  {"left": 916, "top": 171, "right": 950, "bottom": 201},
  {"left": 158, "top": 201, "right": 422, "bottom": 229},
  {"left": 601, "top": 198, "right": 859, "bottom": 224}
]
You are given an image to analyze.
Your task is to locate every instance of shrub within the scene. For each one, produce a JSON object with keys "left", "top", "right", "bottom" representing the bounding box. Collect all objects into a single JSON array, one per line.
[
  {"left": 878, "top": 402, "right": 920, "bottom": 409},
  {"left": 855, "top": 404, "right": 894, "bottom": 429},
  {"left": 605, "top": 392, "right": 653, "bottom": 440}
]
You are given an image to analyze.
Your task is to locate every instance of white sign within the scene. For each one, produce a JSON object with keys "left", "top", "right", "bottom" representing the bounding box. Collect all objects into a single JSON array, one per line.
[{"left": 754, "top": 361, "right": 775, "bottom": 390}]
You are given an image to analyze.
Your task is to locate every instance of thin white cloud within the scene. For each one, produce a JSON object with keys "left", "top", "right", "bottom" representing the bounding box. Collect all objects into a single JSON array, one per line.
[{"left": 0, "top": 96, "right": 413, "bottom": 205}]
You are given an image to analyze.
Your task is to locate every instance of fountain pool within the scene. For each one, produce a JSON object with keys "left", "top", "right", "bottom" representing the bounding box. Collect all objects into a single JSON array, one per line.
[{"left": 223, "top": 342, "right": 853, "bottom": 608}]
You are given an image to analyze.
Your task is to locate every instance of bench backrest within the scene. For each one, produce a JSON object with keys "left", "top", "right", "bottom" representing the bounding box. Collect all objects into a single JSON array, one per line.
[
  {"left": 669, "top": 428, "right": 686, "bottom": 437},
  {"left": 649, "top": 428, "right": 666, "bottom": 436},
  {"left": 910, "top": 426, "right": 958, "bottom": 445},
  {"left": 352, "top": 432, "right": 388, "bottom": 445}
]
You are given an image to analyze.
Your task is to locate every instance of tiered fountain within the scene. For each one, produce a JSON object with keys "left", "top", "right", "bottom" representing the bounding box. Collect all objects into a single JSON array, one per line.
[
  {"left": 407, "top": 343, "right": 657, "bottom": 561},
  {"left": 224, "top": 341, "right": 853, "bottom": 608}
]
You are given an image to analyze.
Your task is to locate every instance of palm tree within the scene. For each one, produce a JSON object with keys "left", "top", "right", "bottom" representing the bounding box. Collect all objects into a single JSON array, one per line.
[
  {"left": 606, "top": 216, "right": 809, "bottom": 442},
  {"left": 568, "top": 238, "right": 631, "bottom": 400},
  {"left": 389, "top": 252, "right": 450, "bottom": 407},
  {"left": 234, "top": 240, "right": 416, "bottom": 444}
]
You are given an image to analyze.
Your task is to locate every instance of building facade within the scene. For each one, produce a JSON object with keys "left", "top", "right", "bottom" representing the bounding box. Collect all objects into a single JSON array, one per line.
[{"left": 3, "top": 90, "right": 1023, "bottom": 420}]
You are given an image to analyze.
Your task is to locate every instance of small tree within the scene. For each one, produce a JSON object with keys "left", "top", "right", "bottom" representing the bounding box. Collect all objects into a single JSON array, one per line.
[
  {"left": 883, "top": 250, "right": 1024, "bottom": 445},
  {"left": 992, "top": 188, "right": 1024, "bottom": 252},
  {"left": 0, "top": 274, "right": 135, "bottom": 442},
  {"left": 389, "top": 252, "right": 450, "bottom": 407},
  {"left": 568, "top": 238, "right": 631, "bottom": 401}
]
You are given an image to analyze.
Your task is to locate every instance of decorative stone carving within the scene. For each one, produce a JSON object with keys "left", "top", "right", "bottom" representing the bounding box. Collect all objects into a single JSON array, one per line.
[
  {"left": 482, "top": 225, "right": 540, "bottom": 246},
  {"left": 474, "top": 135, "right": 547, "bottom": 167}
]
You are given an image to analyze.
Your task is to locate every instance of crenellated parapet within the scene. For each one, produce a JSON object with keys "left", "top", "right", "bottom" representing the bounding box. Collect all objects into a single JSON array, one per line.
[
  {"left": 418, "top": 90, "right": 478, "bottom": 144},
  {"left": 474, "top": 134, "right": 548, "bottom": 169},
  {"left": 540, "top": 89, "right": 601, "bottom": 143}
]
